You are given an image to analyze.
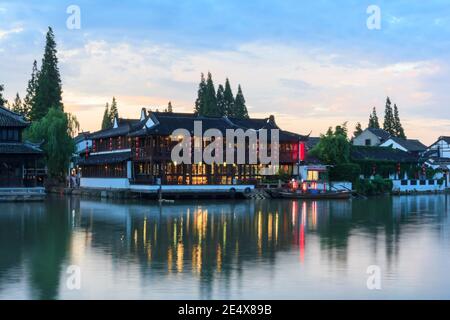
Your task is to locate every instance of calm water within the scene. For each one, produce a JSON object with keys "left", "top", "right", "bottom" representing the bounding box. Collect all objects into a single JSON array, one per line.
[{"left": 1, "top": 195, "right": 450, "bottom": 300}]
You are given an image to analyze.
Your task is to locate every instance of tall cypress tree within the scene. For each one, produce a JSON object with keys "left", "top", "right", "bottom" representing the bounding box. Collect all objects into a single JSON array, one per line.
[
  {"left": 233, "top": 85, "right": 249, "bottom": 119},
  {"left": 368, "top": 107, "right": 380, "bottom": 129},
  {"left": 11, "top": 93, "right": 23, "bottom": 115},
  {"left": 393, "top": 104, "right": 406, "bottom": 138},
  {"left": 0, "top": 84, "right": 7, "bottom": 107},
  {"left": 223, "top": 78, "right": 235, "bottom": 117},
  {"left": 101, "top": 103, "right": 111, "bottom": 130},
  {"left": 204, "top": 72, "right": 218, "bottom": 116},
  {"left": 23, "top": 60, "right": 39, "bottom": 120},
  {"left": 32, "top": 27, "right": 63, "bottom": 121},
  {"left": 109, "top": 97, "right": 119, "bottom": 124},
  {"left": 383, "top": 97, "right": 395, "bottom": 134},
  {"left": 216, "top": 84, "right": 226, "bottom": 116},
  {"left": 194, "top": 73, "right": 207, "bottom": 115}
]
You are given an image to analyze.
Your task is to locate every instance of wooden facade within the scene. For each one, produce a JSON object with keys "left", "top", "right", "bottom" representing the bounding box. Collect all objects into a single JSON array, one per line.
[{"left": 79, "top": 111, "right": 307, "bottom": 186}]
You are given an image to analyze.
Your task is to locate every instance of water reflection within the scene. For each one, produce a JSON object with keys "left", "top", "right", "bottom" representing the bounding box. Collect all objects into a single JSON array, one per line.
[{"left": 0, "top": 195, "right": 449, "bottom": 299}]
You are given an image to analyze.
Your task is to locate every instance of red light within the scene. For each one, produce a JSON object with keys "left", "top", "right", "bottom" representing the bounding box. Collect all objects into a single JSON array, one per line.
[{"left": 299, "top": 142, "right": 306, "bottom": 162}]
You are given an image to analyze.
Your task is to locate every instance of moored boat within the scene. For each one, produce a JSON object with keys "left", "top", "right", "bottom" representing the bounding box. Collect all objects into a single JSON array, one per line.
[{"left": 269, "top": 189, "right": 352, "bottom": 200}]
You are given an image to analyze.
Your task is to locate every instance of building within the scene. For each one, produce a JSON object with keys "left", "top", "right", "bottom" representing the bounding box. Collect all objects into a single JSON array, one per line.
[
  {"left": 353, "top": 128, "right": 391, "bottom": 147},
  {"left": 77, "top": 110, "right": 308, "bottom": 189},
  {"left": 380, "top": 136, "right": 427, "bottom": 156},
  {"left": 0, "top": 105, "right": 45, "bottom": 188},
  {"left": 426, "top": 136, "right": 450, "bottom": 158}
]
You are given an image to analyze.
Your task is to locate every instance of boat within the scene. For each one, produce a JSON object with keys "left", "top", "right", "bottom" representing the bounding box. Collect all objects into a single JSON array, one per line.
[{"left": 269, "top": 189, "right": 352, "bottom": 200}]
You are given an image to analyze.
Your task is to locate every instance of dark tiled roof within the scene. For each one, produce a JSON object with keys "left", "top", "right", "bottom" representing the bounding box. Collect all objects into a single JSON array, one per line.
[
  {"left": 77, "top": 151, "right": 131, "bottom": 165},
  {"left": 89, "top": 118, "right": 146, "bottom": 140},
  {"left": 306, "top": 137, "right": 320, "bottom": 150},
  {"left": 438, "top": 136, "right": 450, "bottom": 144},
  {"left": 367, "top": 128, "right": 391, "bottom": 142},
  {"left": 385, "top": 137, "right": 427, "bottom": 152},
  {"left": 130, "top": 112, "right": 306, "bottom": 142},
  {"left": 0, "top": 106, "right": 29, "bottom": 127},
  {"left": 0, "top": 142, "right": 43, "bottom": 154},
  {"left": 351, "top": 146, "right": 418, "bottom": 163}
]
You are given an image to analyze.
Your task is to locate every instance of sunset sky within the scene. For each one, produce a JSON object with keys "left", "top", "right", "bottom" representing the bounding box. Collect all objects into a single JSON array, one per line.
[{"left": 1, "top": 0, "right": 450, "bottom": 144}]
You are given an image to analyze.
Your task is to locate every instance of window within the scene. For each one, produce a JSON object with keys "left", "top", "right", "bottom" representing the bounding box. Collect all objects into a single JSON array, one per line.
[{"left": 365, "top": 139, "right": 371, "bottom": 146}]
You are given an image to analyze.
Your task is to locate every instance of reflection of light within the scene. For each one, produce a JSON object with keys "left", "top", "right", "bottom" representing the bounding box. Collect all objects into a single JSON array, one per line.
[
  {"left": 311, "top": 201, "right": 317, "bottom": 229},
  {"left": 216, "top": 245, "right": 222, "bottom": 273},
  {"left": 292, "top": 201, "right": 298, "bottom": 226},
  {"left": 300, "top": 202, "right": 306, "bottom": 263},
  {"left": 195, "top": 208, "right": 208, "bottom": 245},
  {"left": 168, "top": 247, "right": 173, "bottom": 273},
  {"left": 275, "top": 212, "right": 279, "bottom": 244},
  {"left": 257, "top": 211, "right": 262, "bottom": 255},
  {"left": 134, "top": 229, "right": 138, "bottom": 246},
  {"left": 223, "top": 220, "right": 227, "bottom": 248},
  {"left": 268, "top": 213, "right": 273, "bottom": 242},
  {"left": 177, "top": 243, "right": 184, "bottom": 273},
  {"left": 143, "top": 218, "right": 147, "bottom": 246},
  {"left": 192, "top": 245, "right": 202, "bottom": 274}
]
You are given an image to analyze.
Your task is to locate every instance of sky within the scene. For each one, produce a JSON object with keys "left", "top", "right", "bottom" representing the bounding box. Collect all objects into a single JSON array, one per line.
[{"left": 1, "top": 0, "right": 450, "bottom": 144}]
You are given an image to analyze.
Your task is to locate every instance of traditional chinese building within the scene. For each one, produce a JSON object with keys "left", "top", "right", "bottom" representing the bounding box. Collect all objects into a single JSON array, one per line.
[
  {"left": 78, "top": 110, "right": 308, "bottom": 189},
  {"left": 0, "top": 106, "right": 45, "bottom": 188}
]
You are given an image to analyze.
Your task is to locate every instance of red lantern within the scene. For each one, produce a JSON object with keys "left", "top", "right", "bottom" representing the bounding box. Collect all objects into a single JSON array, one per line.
[
  {"left": 109, "top": 137, "right": 113, "bottom": 151},
  {"left": 118, "top": 137, "right": 122, "bottom": 149},
  {"left": 85, "top": 141, "right": 89, "bottom": 159},
  {"left": 135, "top": 137, "right": 140, "bottom": 159},
  {"left": 299, "top": 142, "right": 306, "bottom": 162},
  {"left": 93, "top": 140, "right": 96, "bottom": 153}
]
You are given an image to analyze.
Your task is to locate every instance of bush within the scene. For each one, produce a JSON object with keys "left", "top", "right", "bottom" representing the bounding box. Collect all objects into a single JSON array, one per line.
[
  {"left": 356, "top": 176, "right": 393, "bottom": 196},
  {"left": 329, "top": 163, "right": 361, "bottom": 183}
]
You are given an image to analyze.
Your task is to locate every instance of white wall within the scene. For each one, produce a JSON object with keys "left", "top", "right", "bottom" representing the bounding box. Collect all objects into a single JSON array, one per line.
[
  {"left": 428, "top": 139, "right": 450, "bottom": 158},
  {"left": 380, "top": 139, "right": 407, "bottom": 152},
  {"left": 80, "top": 178, "right": 130, "bottom": 189},
  {"left": 353, "top": 130, "right": 380, "bottom": 146},
  {"left": 392, "top": 179, "right": 446, "bottom": 192}
]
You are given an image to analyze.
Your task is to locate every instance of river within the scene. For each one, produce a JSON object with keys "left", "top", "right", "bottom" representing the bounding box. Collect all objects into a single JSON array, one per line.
[{"left": 0, "top": 194, "right": 449, "bottom": 299}]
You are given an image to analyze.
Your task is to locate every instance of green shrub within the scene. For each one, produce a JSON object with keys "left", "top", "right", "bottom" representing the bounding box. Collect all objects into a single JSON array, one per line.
[{"left": 329, "top": 163, "right": 361, "bottom": 183}]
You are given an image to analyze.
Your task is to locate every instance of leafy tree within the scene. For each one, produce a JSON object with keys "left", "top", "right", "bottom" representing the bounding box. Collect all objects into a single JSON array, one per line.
[
  {"left": 368, "top": 107, "right": 380, "bottom": 128},
  {"left": 109, "top": 97, "right": 118, "bottom": 124},
  {"left": 393, "top": 104, "right": 406, "bottom": 138},
  {"left": 310, "top": 124, "right": 351, "bottom": 165},
  {"left": 11, "top": 93, "right": 24, "bottom": 115},
  {"left": 31, "top": 27, "right": 63, "bottom": 121},
  {"left": 353, "top": 122, "right": 363, "bottom": 137},
  {"left": 101, "top": 103, "right": 111, "bottom": 129},
  {"left": 216, "top": 84, "right": 226, "bottom": 116},
  {"left": 25, "top": 107, "right": 75, "bottom": 179},
  {"left": 383, "top": 97, "right": 395, "bottom": 135},
  {"left": 194, "top": 73, "right": 207, "bottom": 115},
  {"left": 22, "top": 60, "right": 39, "bottom": 120},
  {"left": 223, "top": 78, "right": 235, "bottom": 116},
  {"left": 232, "top": 84, "right": 249, "bottom": 119},
  {"left": 0, "top": 84, "right": 8, "bottom": 106}
]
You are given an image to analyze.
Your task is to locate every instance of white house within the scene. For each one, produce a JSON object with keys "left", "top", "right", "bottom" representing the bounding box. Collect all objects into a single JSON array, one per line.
[
  {"left": 380, "top": 137, "right": 427, "bottom": 155},
  {"left": 353, "top": 128, "right": 391, "bottom": 147},
  {"left": 427, "top": 136, "right": 450, "bottom": 158}
]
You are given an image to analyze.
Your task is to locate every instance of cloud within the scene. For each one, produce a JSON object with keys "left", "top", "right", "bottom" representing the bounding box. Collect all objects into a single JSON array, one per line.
[{"left": 0, "top": 27, "right": 23, "bottom": 40}]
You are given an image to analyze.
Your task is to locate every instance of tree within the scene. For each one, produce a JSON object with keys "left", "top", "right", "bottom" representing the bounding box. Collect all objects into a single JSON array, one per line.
[
  {"left": 393, "top": 104, "right": 406, "bottom": 138},
  {"left": 0, "top": 84, "right": 7, "bottom": 107},
  {"left": 383, "top": 97, "right": 395, "bottom": 135},
  {"left": 216, "top": 84, "right": 226, "bottom": 116},
  {"left": 0, "top": 84, "right": 8, "bottom": 106},
  {"left": 22, "top": 60, "right": 39, "bottom": 120},
  {"left": 109, "top": 97, "right": 118, "bottom": 124},
  {"left": 31, "top": 27, "right": 63, "bottom": 121},
  {"left": 368, "top": 107, "right": 380, "bottom": 128},
  {"left": 223, "top": 78, "right": 235, "bottom": 117},
  {"left": 353, "top": 122, "right": 363, "bottom": 137},
  {"left": 194, "top": 73, "right": 207, "bottom": 115},
  {"left": 167, "top": 101, "right": 173, "bottom": 113},
  {"left": 309, "top": 124, "right": 351, "bottom": 165},
  {"left": 101, "top": 103, "right": 111, "bottom": 130},
  {"left": 233, "top": 84, "right": 249, "bottom": 119},
  {"left": 203, "top": 72, "right": 218, "bottom": 116},
  {"left": 11, "top": 93, "right": 23, "bottom": 115},
  {"left": 25, "top": 107, "right": 75, "bottom": 179}
]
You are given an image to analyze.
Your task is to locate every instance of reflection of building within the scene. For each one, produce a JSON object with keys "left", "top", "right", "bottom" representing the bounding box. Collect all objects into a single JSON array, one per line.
[
  {"left": 0, "top": 105, "right": 45, "bottom": 187},
  {"left": 77, "top": 110, "right": 308, "bottom": 189}
]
